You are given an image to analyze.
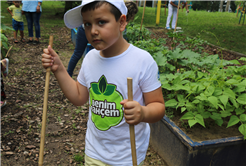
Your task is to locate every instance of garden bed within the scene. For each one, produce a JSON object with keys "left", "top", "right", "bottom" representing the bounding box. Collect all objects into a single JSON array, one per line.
[
  {"left": 150, "top": 116, "right": 246, "bottom": 166},
  {"left": 1, "top": 24, "right": 245, "bottom": 165}
]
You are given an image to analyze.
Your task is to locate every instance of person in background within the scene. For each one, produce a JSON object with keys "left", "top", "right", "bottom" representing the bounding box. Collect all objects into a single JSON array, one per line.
[
  {"left": 42, "top": 0, "right": 165, "bottom": 165},
  {"left": 7, "top": 1, "right": 25, "bottom": 43},
  {"left": 22, "top": 0, "right": 42, "bottom": 44},
  {"left": 67, "top": 1, "right": 138, "bottom": 77},
  {"left": 166, "top": 0, "right": 189, "bottom": 30},
  {"left": 67, "top": 25, "right": 89, "bottom": 77},
  {"left": 1, "top": 58, "right": 9, "bottom": 108}
]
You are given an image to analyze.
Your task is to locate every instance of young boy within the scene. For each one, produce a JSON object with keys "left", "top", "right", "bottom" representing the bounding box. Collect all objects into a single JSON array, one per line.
[
  {"left": 42, "top": 0, "right": 165, "bottom": 165},
  {"left": 7, "top": 1, "right": 25, "bottom": 43}
]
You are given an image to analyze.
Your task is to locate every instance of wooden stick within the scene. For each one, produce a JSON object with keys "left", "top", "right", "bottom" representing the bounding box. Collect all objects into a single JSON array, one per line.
[
  {"left": 5, "top": 45, "right": 13, "bottom": 58},
  {"left": 127, "top": 77, "right": 137, "bottom": 166},
  {"left": 172, "top": 0, "right": 181, "bottom": 51},
  {"left": 174, "top": 0, "right": 181, "bottom": 33},
  {"left": 140, "top": 0, "right": 147, "bottom": 31},
  {"left": 39, "top": 36, "right": 53, "bottom": 166}
]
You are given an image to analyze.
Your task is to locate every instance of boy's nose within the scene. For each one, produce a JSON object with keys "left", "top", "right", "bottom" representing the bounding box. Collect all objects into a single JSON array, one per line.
[{"left": 91, "top": 25, "right": 99, "bottom": 35}]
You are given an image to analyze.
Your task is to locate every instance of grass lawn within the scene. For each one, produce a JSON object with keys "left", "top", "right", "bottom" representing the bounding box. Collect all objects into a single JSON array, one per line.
[
  {"left": 1, "top": 2, "right": 246, "bottom": 55},
  {"left": 135, "top": 7, "right": 246, "bottom": 55}
]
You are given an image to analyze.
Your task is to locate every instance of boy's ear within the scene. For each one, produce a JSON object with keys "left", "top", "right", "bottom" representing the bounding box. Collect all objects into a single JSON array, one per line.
[{"left": 119, "top": 15, "right": 127, "bottom": 32}]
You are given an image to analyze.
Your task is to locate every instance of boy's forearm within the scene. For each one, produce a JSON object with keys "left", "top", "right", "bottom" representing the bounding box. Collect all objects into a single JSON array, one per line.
[
  {"left": 7, "top": 8, "right": 13, "bottom": 16},
  {"left": 53, "top": 65, "right": 88, "bottom": 106},
  {"left": 142, "top": 102, "right": 165, "bottom": 123}
]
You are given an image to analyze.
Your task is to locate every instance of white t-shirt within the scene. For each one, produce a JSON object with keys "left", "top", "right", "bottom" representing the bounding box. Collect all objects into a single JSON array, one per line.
[{"left": 77, "top": 44, "right": 161, "bottom": 165}]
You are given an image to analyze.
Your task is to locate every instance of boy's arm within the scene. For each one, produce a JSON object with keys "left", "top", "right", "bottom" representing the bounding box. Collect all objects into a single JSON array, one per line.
[
  {"left": 141, "top": 87, "right": 165, "bottom": 123},
  {"left": 42, "top": 46, "right": 89, "bottom": 106},
  {"left": 7, "top": 7, "right": 13, "bottom": 16},
  {"left": 122, "top": 87, "right": 165, "bottom": 125}
]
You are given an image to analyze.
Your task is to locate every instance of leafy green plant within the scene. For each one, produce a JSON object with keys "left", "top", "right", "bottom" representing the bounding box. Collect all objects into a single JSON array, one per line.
[
  {"left": 74, "top": 153, "right": 84, "bottom": 163},
  {"left": 4, "top": 130, "right": 14, "bottom": 137},
  {"left": 160, "top": 50, "right": 246, "bottom": 139},
  {"left": 1, "top": 20, "right": 14, "bottom": 58},
  {"left": 166, "top": 31, "right": 185, "bottom": 49},
  {"left": 184, "top": 33, "right": 208, "bottom": 53},
  {"left": 126, "top": 17, "right": 152, "bottom": 43},
  {"left": 127, "top": 21, "right": 246, "bottom": 139}
]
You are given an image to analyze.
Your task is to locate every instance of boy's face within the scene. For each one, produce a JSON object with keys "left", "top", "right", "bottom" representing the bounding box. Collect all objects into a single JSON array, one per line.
[
  {"left": 13, "top": 1, "right": 20, "bottom": 7},
  {"left": 82, "top": 3, "right": 126, "bottom": 54}
]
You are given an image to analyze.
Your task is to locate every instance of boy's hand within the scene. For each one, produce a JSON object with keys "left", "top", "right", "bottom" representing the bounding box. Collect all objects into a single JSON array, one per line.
[
  {"left": 42, "top": 45, "right": 61, "bottom": 72},
  {"left": 120, "top": 100, "right": 145, "bottom": 125}
]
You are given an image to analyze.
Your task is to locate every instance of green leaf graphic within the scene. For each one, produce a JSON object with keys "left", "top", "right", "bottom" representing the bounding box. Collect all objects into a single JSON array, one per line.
[
  {"left": 103, "top": 84, "right": 116, "bottom": 96},
  {"left": 91, "top": 83, "right": 101, "bottom": 95},
  {"left": 99, "top": 76, "right": 107, "bottom": 93}
]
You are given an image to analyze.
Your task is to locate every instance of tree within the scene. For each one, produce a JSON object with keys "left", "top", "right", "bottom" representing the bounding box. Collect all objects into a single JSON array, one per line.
[
  {"left": 220, "top": 0, "right": 224, "bottom": 12},
  {"left": 225, "top": 0, "right": 231, "bottom": 12},
  {"left": 64, "top": 1, "right": 81, "bottom": 13}
]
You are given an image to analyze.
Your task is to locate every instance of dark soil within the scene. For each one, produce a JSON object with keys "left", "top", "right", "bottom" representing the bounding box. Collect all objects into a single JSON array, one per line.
[{"left": 1, "top": 27, "right": 245, "bottom": 166}]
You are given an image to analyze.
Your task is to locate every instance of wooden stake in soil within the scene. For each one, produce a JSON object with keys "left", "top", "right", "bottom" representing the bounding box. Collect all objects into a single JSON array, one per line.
[
  {"left": 5, "top": 45, "right": 13, "bottom": 58},
  {"left": 39, "top": 36, "right": 53, "bottom": 166},
  {"left": 139, "top": 0, "right": 146, "bottom": 40},
  {"left": 174, "top": 0, "right": 181, "bottom": 33},
  {"left": 127, "top": 77, "right": 137, "bottom": 166},
  {"left": 171, "top": 0, "right": 181, "bottom": 50}
]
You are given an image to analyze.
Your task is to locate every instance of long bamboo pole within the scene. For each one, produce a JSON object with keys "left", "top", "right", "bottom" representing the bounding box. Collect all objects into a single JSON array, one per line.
[
  {"left": 174, "top": 0, "right": 181, "bottom": 33},
  {"left": 172, "top": 0, "right": 181, "bottom": 50},
  {"left": 140, "top": 0, "right": 146, "bottom": 31},
  {"left": 39, "top": 36, "right": 53, "bottom": 166},
  {"left": 127, "top": 77, "right": 137, "bottom": 166}
]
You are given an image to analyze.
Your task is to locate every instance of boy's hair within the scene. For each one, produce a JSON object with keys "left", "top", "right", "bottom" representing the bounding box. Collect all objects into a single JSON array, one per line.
[
  {"left": 125, "top": 1, "right": 138, "bottom": 22},
  {"left": 81, "top": 1, "right": 122, "bottom": 22}
]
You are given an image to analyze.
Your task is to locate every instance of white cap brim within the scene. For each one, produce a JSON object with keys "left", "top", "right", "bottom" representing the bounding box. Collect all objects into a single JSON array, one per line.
[
  {"left": 64, "top": 5, "right": 84, "bottom": 29},
  {"left": 64, "top": 0, "right": 127, "bottom": 29}
]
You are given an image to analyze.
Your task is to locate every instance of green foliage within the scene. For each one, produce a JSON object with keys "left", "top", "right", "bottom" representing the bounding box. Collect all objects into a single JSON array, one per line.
[
  {"left": 235, "top": 1, "right": 245, "bottom": 7},
  {"left": 126, "top": 17, "right": 152, "bottom": 43},
  {"left": 1, "top": 22, "right": 13, "bottom": 58},
  {"left": 73, "top": 154, "right": 84, "bottom": 163},
  {"left": 159, "top": 48, "right": 246, "bottom": 139},
  {"left": 1, "top": 23, "right": 14, "bottom": 31},
  {"left": 129, "top": 24, "right": 246, "bottom": 139}
]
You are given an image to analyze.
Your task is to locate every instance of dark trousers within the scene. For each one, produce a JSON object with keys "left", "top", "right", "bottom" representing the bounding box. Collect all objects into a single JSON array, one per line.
[{"left": 25, "top": 12, "right": 41, "bottom": 38}]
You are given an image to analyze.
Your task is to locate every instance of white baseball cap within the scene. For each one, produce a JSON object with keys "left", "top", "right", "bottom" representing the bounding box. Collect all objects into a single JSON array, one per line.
[{"left": 64, "top": 0, "right": 128, "bottom": 29}]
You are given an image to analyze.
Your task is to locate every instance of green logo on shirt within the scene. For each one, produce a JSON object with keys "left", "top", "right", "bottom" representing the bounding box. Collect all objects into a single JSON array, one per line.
[{"left": 89, "top": 75, "right": 124, "bottom": 131}]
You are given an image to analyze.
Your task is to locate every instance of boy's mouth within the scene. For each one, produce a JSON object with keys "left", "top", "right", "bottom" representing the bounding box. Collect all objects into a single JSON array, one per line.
[{"left": 93, "top": 39, "right": 101, "bottom": 43}]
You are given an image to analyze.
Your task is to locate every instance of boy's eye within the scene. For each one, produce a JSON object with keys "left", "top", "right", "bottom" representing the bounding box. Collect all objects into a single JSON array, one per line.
[
  {"left": 84, "top": 23, "right": 91, "bottom": 27},
  {"left": 98, "top": 21, "right": 106, "bottom": 25}
]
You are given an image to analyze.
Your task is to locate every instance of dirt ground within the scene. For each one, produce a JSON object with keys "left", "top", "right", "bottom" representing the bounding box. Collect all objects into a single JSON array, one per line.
[{"left": 1, "top": 27, "right": 245, "bottom": 166}]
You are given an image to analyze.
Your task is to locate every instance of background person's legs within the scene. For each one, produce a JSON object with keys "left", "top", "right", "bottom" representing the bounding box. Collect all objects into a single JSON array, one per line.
[
  {"left": 166, "top": 3, "right": 173, "bottom": 28},
  {"left": 25, "top": 12, "right": 34, "bottom": 41},
  {"left": 33, "top": 12, "right": 41, "bottom": 41},
  {"left": 171, "top": 6, "right": 178, "bottom": 29},
  {"left": 67, "top": 26, "right": 88, "bottom": 77}
]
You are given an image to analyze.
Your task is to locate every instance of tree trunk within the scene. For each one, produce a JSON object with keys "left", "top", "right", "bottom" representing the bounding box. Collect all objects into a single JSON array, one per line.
[
  {"left": 225, "top": 0, "right": 231, "bottom": 12},
  {"left": 206, "top": 1, "right": 209, "bottom": 11},
  {"left": 64, "top": 1, "right": 74, "bottom": 13},
  {"left": 220, "top": 0, "right": 223, "bottom": 12}
]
